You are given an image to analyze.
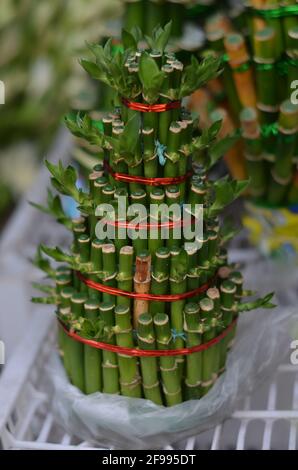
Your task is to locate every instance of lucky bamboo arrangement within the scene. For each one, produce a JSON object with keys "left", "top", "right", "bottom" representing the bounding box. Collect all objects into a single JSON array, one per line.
[
  {"left": 189, "top": 2, "right": 298, "bottom": 205},
  {"left": 32, "top": 24, "right": 275, "bottom": 406}
]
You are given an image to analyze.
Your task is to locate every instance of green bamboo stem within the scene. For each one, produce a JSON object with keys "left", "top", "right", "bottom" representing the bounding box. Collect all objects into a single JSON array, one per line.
[
  {"left": 168, "top": 0, "right": 185, "bottom": 38},
  {"left": 197, "top": 233, "right": 209, "bottom": 267},
  {"left": 72, "top": 222, "right": 86, "bottom": 254},
  {"left": 57, "top": 306, "right": 72, "bottom": 379},
  {"left": 146, "top": 1, "right": 165, "bottom": 36},
  {"left": 166, "top": 185, "right": 181, "bottom": 249},
  {"left": 114, "top": 188, "right": 129, "bottom": 254},
  {"left": 149, "top": 247, "right": 170, "bottom": 317},
  {"left": 159, "top": 64, "right": 174, "bottom": 146},
  {"left": 143, "top": 127, "right": 158, "bottom": 193},
  {"left": 286, "top": 24, "right": 298, "bottom": 53},
  {"left": 102, "top": 184, "right": 115, "bottom": 205},
  {"left": 60, "top": 287, "right": 74, "bottom": 309},
  {"left": 56, "top": 274, "right": 72, "bottom": 296},
  {"left": 115, "top": 305, "right": 142, "bottom": 398},
  {"left": 117, "top": 246, "right": 134, "bottom": 309},
  {"left": 100, "top": 302, "right": 119, "bottom": 395},
  {"left": 84, "top": 301, "right": 102, "bottom": 394},
  {"left": 170, "top": 247, "right": 187, "bottom": 375},
  {"left": 78, "top": 234, "right": 90, "bottom": 264},
  {"left": 254, "top": 27, "right": 279, "bottom": 123},
  {"left": 283, "top": 2, "right": 298, "bottom": 51},
  {"left": 219, "top": 280, "right": 236, "bottom": 373},
  {"left": 124, "top": 0, "right": 144, "bottom": 37},
  {"left": 154, "top": 313, "right": 182, "bottom": 406},
  {"left": 240, "top": 107, "right": 267, "bottom": 198},
  {"left": 130, "top": 189, "right": 148, "bottom": 254},
  {"left": 164, "top": 123, "right": 182, "bottom": 178},
  {"left": 94, "top": 177, "right": 108, "bottom": 206},
  {"left": 102, "top": 244, "right": 117, "bottom": 303},
  {"left": 67, "top": 293, "right": 88, "bottom": 392},
  {"left": 200, "top": 298, "right": 218, "bottom": 395},
  {"left": 128, "top": 160, "right": 143, "bottom": 194},
  {"left": 255, "top": 0, "right": 284, "bottom": 58},
  {"left": 187, "top": 180, "right": 207, "bottom": 217},
  {"left": 137, "top": 313, "right": 163, "bottom": 405},
  {"left": 184, "top": 303, "right": 202, "bottom": 400},
  {"left": 268, "top": 100, "right": 298, "bottom": 204},
  {"left": 148, "top": 188, "right": 165, "bottom": 257}
]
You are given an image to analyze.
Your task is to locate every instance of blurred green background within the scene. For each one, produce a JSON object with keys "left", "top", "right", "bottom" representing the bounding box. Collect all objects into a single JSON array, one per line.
[{"left": 0, "top": 0, "right": 123, "bottom": 223}]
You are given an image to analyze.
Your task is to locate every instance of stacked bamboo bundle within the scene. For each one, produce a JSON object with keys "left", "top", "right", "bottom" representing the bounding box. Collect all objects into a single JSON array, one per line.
[
  {"left": 189, "top": 2, "right": 298, "bottom": 206},
  {"left": 32, "top": 25, "right": 274, "bottom": 406}
]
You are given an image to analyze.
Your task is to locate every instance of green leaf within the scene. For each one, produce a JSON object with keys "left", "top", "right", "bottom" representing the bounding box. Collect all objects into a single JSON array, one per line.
[
  {"left": 238, "top": 292, "right": 276, "bottom": 312},
  {"left": 207, "top": 120, "right": 222, "bottom": 140},
  {"left": 122, "top": 29, "right": 138, "bottom": 51},
  {"left": 120, "top": 113, "right": 140, "bottom": 157},
  {"left": 30, "top": 189, "right": 72, "bottom": 229},
  {"left": 138, "top": 52, "right": 165, "bottom": 103},
  {"left": 180, "top": 55, "right": 222, "bottom": 98},
  {"left": 156, "top": 21, "right": 172, "bottom": 53},
  {"left": 40, "top": 245, "right": 74, "bottom": 264},
  {"left": 209, "top": 134, "right": 239, "bottom": 168},
  {"left": 45, "top": 160, "right": 90, "bottom": 207},
  {"left": 80, "top": 59, "right": 104, "bottom": 80},
  {"left": 31, "top": 246, "right": 56, "bottom": 278},
  {"left": 32, "top": 283, "right": 55, "bottom": 295},
  {"left": 208, "top": 178, "right": 249, "bottom": 216},
  {"left": 31, "top": 296, "right": 57, "bottom": 305}
]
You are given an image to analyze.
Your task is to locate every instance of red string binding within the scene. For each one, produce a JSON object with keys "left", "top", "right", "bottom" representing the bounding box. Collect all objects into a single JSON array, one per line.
[
  {"left": 76, "top": 272, "right": 216, "bottom": 301},
  {"left": 58, "top": 317, "right": 237, "bottom": 357},
  {"left": 104, "top": 217, "right": 194, "bottom": 230},
  {"left": 122, "top": 97, "right": 181, "bottom": 113},
  {"left": 105, "top": 161, "right": 193, "bottom": 186}
]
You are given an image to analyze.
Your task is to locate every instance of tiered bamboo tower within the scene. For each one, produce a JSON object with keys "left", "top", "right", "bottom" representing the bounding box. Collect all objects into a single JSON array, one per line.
[{"left": 32, "top": 24, "right": 274, "bottom": 406}]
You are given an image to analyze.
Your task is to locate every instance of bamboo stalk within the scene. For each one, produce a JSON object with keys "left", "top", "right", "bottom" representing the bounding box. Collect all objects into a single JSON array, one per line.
[
  {"left": 200, "top": 298, "right": 218, "bottom": 395},
  {"left": 115, "top": 305, "right": 142, "bottom": 398},
  {"left": 268, "top": 100, "right": 298, "bottom": 204},
  {"left": 154, "top": 313, "right": 182, "bottom": 406},
  {"left": 184, "top": 303, "right": 202, "bottom": 400},
  {"left": 219, "top": 280, "right": 236, "bottom": 373},
  {"left": 102, "top": 243, "right": 117, "bottom": 303},
  {"left": 137, "top": 313, "right": 163, "bottom": 405},
  {"left": 124, "top": 0, "right": 144, "bottom": 32},
  {"left": 240, "top": 107, "right": 267, "bottom": 198},
  {"left": 149, "top": 246, "right": 170, "bottom": 317},
  {"left": 170, "top": 247, "right": 187, "bottom": 376},
  {"left": 100, "top": 301, "right": 119, "bottom": 395},
  {"left": 84, "top": 301, "right": 102, "bottom": 394},
  {"left": 134, "top": 251, "right": 151, "bottom": 328},
  {"left": 117, "top": 246, "right": 134, "bottom": 310},
  {"left": 148, "top": 188, "right": 165, "bottom": 258},
  {"left": 67, "top": 293, "right": 88, "bottom": 392},
  {"left": 253, "top": 27, "right": 279, "bottom": 123}
]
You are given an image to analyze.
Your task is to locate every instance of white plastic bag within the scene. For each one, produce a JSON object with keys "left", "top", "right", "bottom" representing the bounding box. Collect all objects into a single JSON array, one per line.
[{"left": 47, "top": 300, "right": 297, "bottom": 449}]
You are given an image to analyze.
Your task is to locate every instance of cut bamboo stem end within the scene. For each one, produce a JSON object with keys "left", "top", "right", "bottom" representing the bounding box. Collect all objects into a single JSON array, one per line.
[{"left": 134, "top": 252, "right": 151, "bottom": 328}]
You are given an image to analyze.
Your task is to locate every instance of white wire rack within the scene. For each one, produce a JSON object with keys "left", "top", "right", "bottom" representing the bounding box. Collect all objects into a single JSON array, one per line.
[{"left": 0, "top": 310, "right": 298, "bottom": 450}]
